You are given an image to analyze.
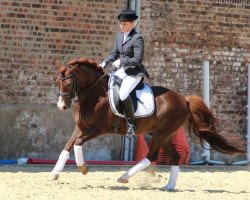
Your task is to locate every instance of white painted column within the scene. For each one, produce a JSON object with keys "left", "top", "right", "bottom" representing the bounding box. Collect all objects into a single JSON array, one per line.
[
  {"left": 124, "top": 136, "right": 130, "bottom": 161},
  {"left": 233, "top": 64, "right": 249, "bottom": 166},
  {"left": 247, "top": 64, "right": 250, "bottom": 163},
  {"left": 202, "top": 61, "right": 211, "bottom": 161}
]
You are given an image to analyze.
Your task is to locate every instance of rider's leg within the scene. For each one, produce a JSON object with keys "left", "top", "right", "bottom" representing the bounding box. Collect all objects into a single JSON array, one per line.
[
  {"left": 121, "top": 97, "right": 136, "bottom": 136},
  {"left": 120, "top": 75, "right": 142, "bottom": 137}
]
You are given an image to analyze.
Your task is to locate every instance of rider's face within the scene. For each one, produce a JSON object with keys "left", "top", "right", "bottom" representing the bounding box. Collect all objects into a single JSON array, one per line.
[{"left": 119, "top": 21, "right": 134, "bottom": 33}]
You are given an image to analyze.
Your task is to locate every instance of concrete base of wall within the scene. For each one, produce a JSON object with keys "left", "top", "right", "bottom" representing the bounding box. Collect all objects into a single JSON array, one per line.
[
  {"left": 188, "top": 140, "right": 246, "bottom": 164},
  {"left": 0, "top": 104, "right": 245, "bottom": 163},
  {"left": 0, "top": 104, "right": 122, "bottom": 161}
]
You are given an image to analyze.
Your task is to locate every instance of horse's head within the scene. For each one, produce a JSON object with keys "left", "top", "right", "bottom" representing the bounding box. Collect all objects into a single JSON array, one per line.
[
  {"left": 56, "top": 60, "right": 78, "bottom": 110},
  {"left": 56, "top": 58, "right": 104, "bottom": 111}
]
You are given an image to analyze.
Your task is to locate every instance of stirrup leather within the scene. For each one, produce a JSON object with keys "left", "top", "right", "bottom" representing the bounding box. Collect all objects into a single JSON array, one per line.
[{"left": 126, "top": 123, "right": 136, "bottom": 138}]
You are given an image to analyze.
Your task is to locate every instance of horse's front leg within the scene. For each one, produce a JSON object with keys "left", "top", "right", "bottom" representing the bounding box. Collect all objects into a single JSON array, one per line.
[
  {"left": 73, "top": 133, "right": 100, "bottom": 176},
  {"left": 50, "top": 125, "right": 82, "bottom": 181}
]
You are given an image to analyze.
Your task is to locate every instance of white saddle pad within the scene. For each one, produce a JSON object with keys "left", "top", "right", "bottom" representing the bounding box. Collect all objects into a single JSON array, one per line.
[{"left": 108, "top": 78, "right": 155, "bottom": 118}]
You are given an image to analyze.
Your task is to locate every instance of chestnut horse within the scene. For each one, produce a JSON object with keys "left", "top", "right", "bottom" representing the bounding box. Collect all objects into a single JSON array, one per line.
[{"left": 51, "top": 58, "right": 245, "bottom": 191}]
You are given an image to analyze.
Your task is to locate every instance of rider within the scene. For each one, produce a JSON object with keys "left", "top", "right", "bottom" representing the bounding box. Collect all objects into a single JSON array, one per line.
[{"left": 100, "top": 9, "right": 149, "bottom": 137}]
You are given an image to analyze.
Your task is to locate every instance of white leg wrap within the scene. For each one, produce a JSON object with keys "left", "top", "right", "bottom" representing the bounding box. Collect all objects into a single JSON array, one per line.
[
  {"left": 125, "top": 158, "right": 151, "bottom": 179},
  {"left": 74, "top": 145, "right": 84, "bottom": 166},
  {"left": 51, "top": 150, "right": 70, "bottom": 174},
  {"left": 165, "top": 165, "right": 179, "bottom": 190}
]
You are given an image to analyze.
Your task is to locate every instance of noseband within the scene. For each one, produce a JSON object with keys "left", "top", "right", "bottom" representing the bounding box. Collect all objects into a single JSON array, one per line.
[
  {"left": 58, "top": 73, "right": 80, "bottom": 102},
  {"left": 57, "top": 66, "right": 107, "bottom": 103}
]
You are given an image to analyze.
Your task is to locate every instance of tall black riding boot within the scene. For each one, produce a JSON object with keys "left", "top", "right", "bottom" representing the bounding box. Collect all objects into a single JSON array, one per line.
[{"left": 121, "top": 97, "right": 136, "bottom": 138}]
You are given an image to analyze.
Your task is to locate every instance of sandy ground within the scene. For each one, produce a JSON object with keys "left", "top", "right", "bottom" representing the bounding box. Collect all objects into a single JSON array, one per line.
[{"left": 0, "top": 165, "right": 249, "bottom": 200}]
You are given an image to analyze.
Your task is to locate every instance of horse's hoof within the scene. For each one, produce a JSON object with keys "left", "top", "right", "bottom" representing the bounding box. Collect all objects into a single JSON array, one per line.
[
  {"left": 117, "top": 173, "right": 129, "bottom": 184},
  {"left": 78, "top": 163, "right": 89, "bottom": 175},
  {"left": 160, "top": 185, "right": 176, "bottom": 192},
  {"left": 147, "top": 170, "right": 156, "bottom": 176},
  {"left": 146, "top": 165, "right": 156, "bottom": 176},
  {"left": 50, "top": 173, "right": 59, "bottom": 181},
  {"left": 117, "top": 177, "right": 129, "bottom": 184}
]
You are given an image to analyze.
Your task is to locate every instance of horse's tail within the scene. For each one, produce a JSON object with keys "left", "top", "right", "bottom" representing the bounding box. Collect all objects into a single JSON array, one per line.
[{"left": 185, "top": 95, "right": 246, "bottom": 154}]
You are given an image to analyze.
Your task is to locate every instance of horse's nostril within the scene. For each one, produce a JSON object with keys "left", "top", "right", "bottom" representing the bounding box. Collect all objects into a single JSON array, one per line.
[{"left": 63, "top": 106, "right": 67, "bottom": 110}]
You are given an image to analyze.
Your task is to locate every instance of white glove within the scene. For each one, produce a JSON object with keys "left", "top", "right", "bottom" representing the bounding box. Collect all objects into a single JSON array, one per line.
[
  {"left": 99, "top": 61, "right": 106, "bottom": 68},
  {"left": 112, "top": 59, "right": 121, "bottom": 69}
]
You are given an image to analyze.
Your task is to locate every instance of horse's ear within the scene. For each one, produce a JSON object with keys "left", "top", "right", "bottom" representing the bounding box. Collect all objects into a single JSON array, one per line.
[
  {"left": 55, "top": 60, "right": 62, "bottom": 70},
  {"left": 67, "top": 59, "right": 78, "bottom": 66}
]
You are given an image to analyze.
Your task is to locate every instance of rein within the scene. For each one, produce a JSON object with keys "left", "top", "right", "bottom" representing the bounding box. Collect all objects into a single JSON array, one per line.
[{"left": 77, "top": 73, "right": 107, "bottom": 100}]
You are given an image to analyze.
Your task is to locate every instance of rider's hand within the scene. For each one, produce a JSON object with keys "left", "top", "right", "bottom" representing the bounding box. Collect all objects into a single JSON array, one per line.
[
  {"left": 112, "top": 59, "right": 120, "bottom": 69},
  {"left": 99, "top": 61, "right": 106, "bottom": 68}
]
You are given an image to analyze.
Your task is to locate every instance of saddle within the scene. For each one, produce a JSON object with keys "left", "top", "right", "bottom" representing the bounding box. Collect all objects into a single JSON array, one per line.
[{"left": 108, "top": 75, "right": 155, "bottom": 118}]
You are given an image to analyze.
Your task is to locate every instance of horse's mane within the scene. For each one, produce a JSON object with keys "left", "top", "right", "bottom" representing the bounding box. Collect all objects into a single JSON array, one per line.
[{"left": 67, "top": 58, "right": 104, "bottom": 74}]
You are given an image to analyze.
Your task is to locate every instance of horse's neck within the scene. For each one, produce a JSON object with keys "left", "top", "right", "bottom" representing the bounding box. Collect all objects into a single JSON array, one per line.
[
  {"left": 75, "top": 76, "right": 118, "bottom": 132},
  {"left": 79, "top": 76, "right": 109, "bottom": 108}
]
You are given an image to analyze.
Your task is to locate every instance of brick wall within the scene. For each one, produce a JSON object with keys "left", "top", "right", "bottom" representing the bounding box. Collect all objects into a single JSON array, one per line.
[
  {"left": 0, "top": 0, "right": 127, "bottom": 160},
  {"left": 0, "top": 0, "right": 127, "bottom": 105},
  {"left": 0, "top": 0, "right": 249, "bottom": 163},
  {"left": 140, "top": 0, "right": 249, "bottom": 162}
]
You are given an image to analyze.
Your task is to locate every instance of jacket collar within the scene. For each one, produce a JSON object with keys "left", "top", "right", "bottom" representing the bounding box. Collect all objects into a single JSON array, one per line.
[{"left": 123, "top": 29, "right": 136, "bottom": 45}]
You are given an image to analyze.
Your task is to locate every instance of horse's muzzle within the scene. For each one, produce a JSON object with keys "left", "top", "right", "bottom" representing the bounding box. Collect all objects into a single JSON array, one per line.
[{"left": 57, "top": 96, "right": 72, "bottom": 110}]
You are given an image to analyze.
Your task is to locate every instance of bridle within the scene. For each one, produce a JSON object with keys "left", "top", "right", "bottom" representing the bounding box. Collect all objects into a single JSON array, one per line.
[
  {"left": 58, "top": 72, "right": 79, "bottom": 102},
  {"left": 57, "top": 65, "right": 108, "bottom": 103}
]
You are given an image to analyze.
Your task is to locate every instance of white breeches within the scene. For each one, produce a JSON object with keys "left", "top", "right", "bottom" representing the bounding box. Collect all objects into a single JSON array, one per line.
[{"left": 114, "top": 67, "right": 142, "bottom": 101}]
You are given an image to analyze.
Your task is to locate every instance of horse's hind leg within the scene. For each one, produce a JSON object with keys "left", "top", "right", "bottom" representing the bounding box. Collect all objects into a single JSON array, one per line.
[
  {"left": 160, "top": 139, "right": 180, "bottom": 191},
  {"left": 117, "top": 133, "right": 162, "bottom": 184},
  {"left": 117, "top": 157, "right": 151, "bottom": 183}
]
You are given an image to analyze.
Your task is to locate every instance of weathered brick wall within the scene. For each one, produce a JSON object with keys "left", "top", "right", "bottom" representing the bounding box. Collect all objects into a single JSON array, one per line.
[
  {"left": 0, "top": 0, "right": 249, "bottom": 163},
  {"left": 0, "top": 0, "right": 127, "bottom": 160},
  {"left": 0, "top": 0, "right": 126, "bottom": 104},
  {"left": 141, "top": 0, "right": 249, "bottom": 162}
]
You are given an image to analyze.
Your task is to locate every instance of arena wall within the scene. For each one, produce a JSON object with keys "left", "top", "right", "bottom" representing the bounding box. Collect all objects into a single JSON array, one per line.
[
  {"left": 140, "top": 0, "right": 249, "bottom": 162},
  {"left": 0, "top": 0, "right": 249, "bottom": 163},
  {"left": 0, "top": 0, "right": 127, "bottom": 160}
]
